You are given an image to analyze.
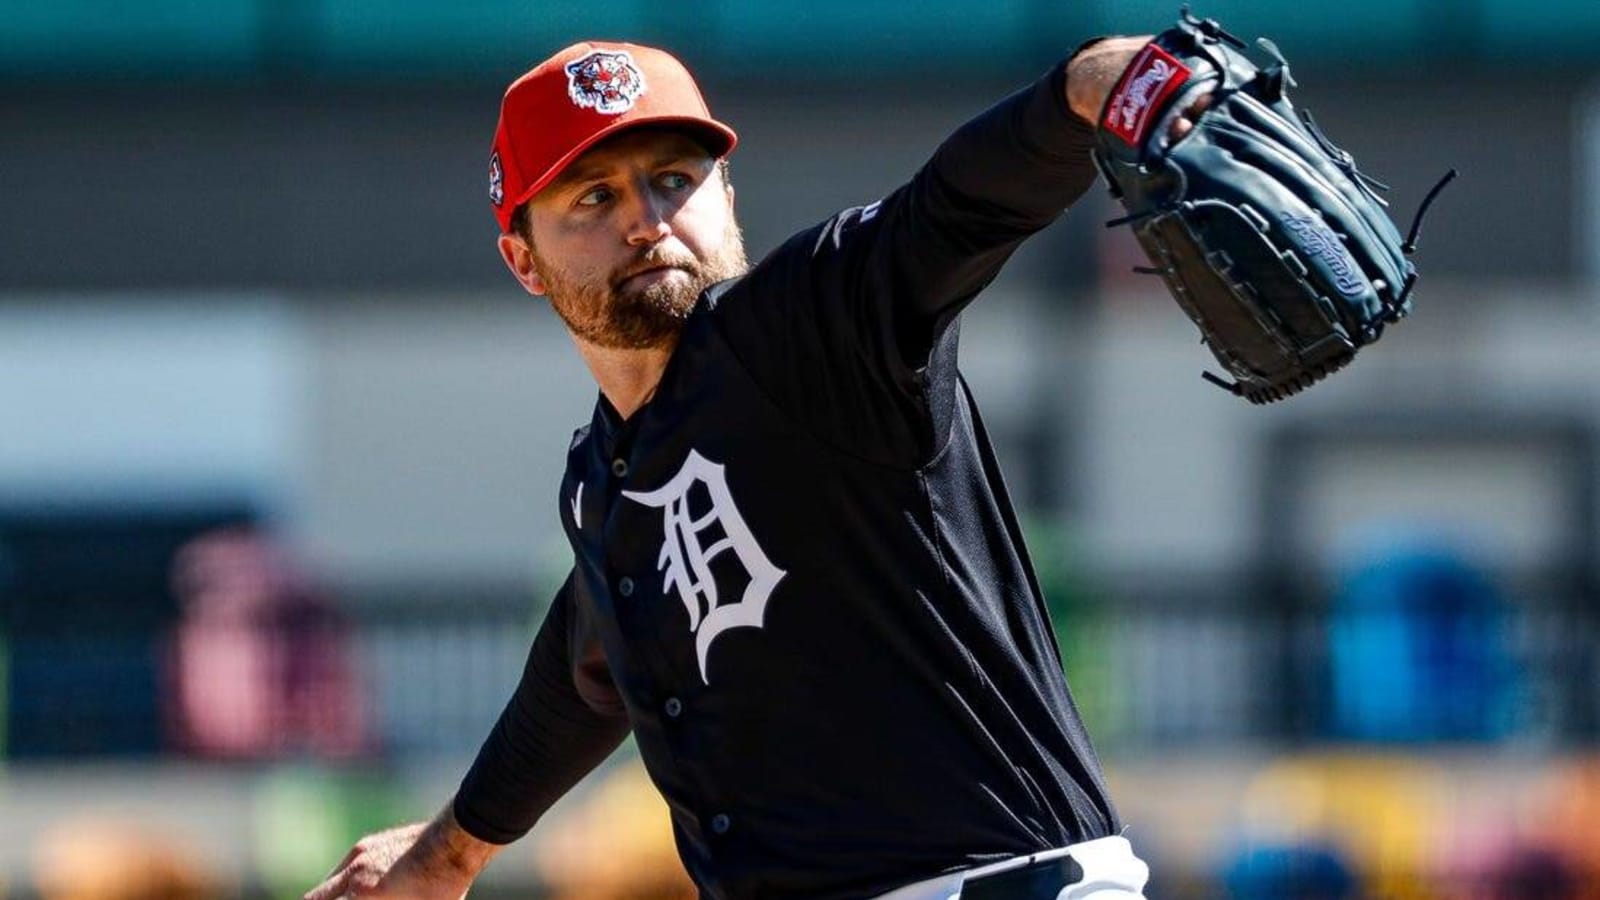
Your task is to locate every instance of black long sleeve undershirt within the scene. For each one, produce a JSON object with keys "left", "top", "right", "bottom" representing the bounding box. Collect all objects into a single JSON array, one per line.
[
  {"left": 889, "top": 58, "right": 1099, "bottom": 325},
  {"left": 452, "top": 573, "right": 630, "bottom": 843},
  {"left": 707, "top": 60, "right": 1101, "bottom": 467}
]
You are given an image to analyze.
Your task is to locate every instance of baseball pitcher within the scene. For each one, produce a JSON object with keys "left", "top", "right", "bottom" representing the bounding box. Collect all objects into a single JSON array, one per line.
[{"left": 306, "top": 9, "right": 1438, "bottom": 898}]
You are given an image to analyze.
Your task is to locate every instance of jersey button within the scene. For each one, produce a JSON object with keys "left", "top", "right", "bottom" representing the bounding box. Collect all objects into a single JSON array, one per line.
[
  {"left": 663, "top": 696, "right": 683, "bottom": 718},
  {"left": 618, "top": 576, "right": 635, "bottom": 597},
  {"left": 611, "top": 458, "right": 629, "bottom": 477},
  {"left": 710, "top": 813, "right": 731, "bottom": 835}
]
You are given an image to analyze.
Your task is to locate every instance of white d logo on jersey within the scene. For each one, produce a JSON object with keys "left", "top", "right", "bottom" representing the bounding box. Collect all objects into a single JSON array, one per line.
[{"left": 623, "top": 450, "right": 785, "bottom": 684}]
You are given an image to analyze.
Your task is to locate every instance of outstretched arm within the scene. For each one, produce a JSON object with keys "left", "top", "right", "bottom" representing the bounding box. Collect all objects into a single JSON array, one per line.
[
  {"left": 885, "top": 36, "right": 1153, "bottom": 328},
  {"left": 712, "top": 34, "right": 1205, "bottom": 466}
]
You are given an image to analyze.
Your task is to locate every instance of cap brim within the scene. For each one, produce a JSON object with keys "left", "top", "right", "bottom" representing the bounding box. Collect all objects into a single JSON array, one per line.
[{"left": 504, "top": 114, "right": 738, "bottom": 227}]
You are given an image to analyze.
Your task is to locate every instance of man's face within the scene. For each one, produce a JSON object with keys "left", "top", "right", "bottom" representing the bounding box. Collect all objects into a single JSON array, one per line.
[{"left": 509, "top": 128, "right": 747, "bottom": 349}]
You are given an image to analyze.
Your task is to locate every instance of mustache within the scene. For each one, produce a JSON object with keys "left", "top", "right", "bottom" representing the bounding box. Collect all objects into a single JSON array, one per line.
[{"left": 611, "top": 246, "right": 701, "bottom": 290}]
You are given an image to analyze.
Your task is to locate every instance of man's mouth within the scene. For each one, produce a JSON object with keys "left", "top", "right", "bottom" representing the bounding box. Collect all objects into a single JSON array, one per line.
[{"left": 618, "top": 264, "right": 686, "bottom": 289}]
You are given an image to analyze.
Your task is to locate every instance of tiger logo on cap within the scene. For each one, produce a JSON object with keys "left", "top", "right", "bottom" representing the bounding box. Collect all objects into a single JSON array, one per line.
[{"left": 564, "top": 50, "right": 647, "bottom": 115}]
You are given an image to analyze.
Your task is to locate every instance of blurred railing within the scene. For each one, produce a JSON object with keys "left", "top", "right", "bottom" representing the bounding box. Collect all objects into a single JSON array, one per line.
[
  {"left": 5, "top": 564, "right": 1594, "bottom": 762},
  {"left": 346, "top": 587, "right": 536, "bottom": 757},
  {"left": 1056, "top": 570, "right": 1599, "bottom": 751}
]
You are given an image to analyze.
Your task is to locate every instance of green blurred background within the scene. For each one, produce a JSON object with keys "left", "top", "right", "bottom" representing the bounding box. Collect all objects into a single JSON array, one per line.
[{"left": 3, "top": 1, "right": 1600, "bottom": 898}]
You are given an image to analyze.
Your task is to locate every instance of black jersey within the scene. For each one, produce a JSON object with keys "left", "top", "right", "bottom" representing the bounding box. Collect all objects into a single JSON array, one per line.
[{"left": 454, "top": 62, "right": 1118, "bottom": 900}]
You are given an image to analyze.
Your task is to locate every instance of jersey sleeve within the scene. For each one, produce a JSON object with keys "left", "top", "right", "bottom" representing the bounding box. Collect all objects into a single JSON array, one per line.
[
  {"left": 713, "top": 60, "right": 1099, "bottom": 465},
  {"left": 451, "top": 572, "right": 632, "bottom": 845}
]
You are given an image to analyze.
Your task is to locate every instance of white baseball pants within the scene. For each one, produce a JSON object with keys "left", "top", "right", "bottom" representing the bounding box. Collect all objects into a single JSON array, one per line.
[{"left": 872, "top": 835, "right": 1150, "bottom": 900}]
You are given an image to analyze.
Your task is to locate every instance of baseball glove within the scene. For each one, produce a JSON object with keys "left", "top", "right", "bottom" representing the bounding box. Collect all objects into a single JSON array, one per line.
[{"left": 1091, "top": 7, "right": 1455, "bottom": 404}]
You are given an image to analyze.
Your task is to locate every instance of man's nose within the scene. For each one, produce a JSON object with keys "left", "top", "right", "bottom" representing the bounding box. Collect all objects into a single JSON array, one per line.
[{"left": 624, "top": 186, "right": 673, "bottom": 247}]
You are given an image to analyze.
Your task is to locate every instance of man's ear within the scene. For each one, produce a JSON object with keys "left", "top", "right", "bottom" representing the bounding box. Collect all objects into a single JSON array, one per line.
[{"left": 497, "top": 232, "right": 548, "bottom": 296}]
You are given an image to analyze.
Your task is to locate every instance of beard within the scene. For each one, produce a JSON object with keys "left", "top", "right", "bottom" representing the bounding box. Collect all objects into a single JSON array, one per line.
[{"left": 533, "top": 215, "right": 749, "bottom": 350}]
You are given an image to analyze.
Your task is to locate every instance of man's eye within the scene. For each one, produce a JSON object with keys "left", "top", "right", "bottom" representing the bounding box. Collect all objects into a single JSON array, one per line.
[
  {"left": 577, "top": 187, "right": 612, "bottom": 207},
  {"left": 660, "top": 172, "right": 691, "bottom": 190}
]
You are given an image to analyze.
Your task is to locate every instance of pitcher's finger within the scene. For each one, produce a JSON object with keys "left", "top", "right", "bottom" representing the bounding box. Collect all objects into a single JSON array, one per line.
[
  {"left": 325, "top": 846, "right": 361, "bottom": 879},
  {"left": 303, "top": 867, "right": 354, "bottom": 900}
]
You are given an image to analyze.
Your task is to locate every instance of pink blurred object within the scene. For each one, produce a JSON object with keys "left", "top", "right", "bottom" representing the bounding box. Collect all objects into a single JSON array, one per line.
[{"left": 165, "top": 527, "right": 367, "bottom": 759}]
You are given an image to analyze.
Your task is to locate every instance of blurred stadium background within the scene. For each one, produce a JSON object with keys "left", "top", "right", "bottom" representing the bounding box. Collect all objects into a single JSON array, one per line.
[{"left": 2, "top": 0, "right": 1599, "bottom": 897}]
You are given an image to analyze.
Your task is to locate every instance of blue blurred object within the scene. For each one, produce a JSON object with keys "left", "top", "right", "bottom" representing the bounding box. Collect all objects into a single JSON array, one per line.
[
  {"left": 1222, "top": 842, "right": 1358, "bottom": 900},
  {"left": 1327, "top": 531, "right": 1515, "bottom": 741}
]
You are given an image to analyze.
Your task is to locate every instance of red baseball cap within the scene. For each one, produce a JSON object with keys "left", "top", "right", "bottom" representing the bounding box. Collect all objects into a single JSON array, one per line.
[{"left": 488, "top": 42, "right": 738, "bottom": 233}]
